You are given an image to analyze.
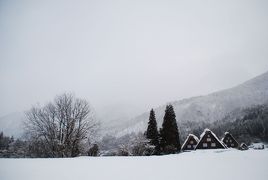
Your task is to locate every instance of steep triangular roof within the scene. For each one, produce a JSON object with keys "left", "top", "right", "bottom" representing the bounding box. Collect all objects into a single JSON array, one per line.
[
  {"left": 222, "top": 132, "right": 239, "bottom": 148},
  {"left": 181, "top": 134, "right": 199, "bottom": 150},
  {"left": 223, "top": 132, "right": 238, "bottom": 141},
  {"left": 195, "top": 129, "right": 226, "bottom": 149}
]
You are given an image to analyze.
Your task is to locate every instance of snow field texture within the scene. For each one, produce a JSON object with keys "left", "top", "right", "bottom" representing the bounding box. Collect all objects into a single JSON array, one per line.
[{"left": 0, "top": 149, "right": 268, "bottom": 180}]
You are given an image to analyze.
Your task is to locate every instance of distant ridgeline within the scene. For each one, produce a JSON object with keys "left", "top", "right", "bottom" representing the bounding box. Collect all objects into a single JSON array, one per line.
[{"left": 183, "top": 103, "right": 268, "bottom": 144}]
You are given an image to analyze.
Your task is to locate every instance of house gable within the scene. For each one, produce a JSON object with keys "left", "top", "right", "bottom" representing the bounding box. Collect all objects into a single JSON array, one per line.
[
  {"left": 195, "top": 129, "right": 226, "bottom": 150},
  {"left": 181, "top": 134, "right": 199, "bottom": 151},
  {"left": 222, "top": 132, "right": 239, "bottom": 148}
]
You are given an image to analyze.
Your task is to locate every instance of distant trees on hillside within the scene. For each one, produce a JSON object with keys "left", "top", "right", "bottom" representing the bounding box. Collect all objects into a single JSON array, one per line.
[
  {"left": 187, "top": 104, "right": 268, "bottom": 144},
  {"left": 0, "top": 132, "right": 13, "bottom": 150},
  {"left": 211, "top": 104, "right": 268, "bottom": 143},
  {"left": 0, "top": 132, "right": 28, "bottom": 158},
  {"left": 98, "top": 132, "right": 154, "bottom": 156},
  {"left": 24, "top": 93, "right": 98, "bottom": 157}
]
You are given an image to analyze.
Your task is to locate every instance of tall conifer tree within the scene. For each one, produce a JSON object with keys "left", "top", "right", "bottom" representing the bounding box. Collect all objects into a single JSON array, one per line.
[
  {"left": 159, "top": 105, "right": 181, "bottom": 154},
  {"left": 146, "top": 109, "right": 159, "bottom": 148}
]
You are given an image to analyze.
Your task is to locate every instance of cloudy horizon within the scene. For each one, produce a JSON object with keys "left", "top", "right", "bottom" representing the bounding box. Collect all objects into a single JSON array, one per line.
[{"left": 1, "top": 0, "right": 268, "bottom": 118}]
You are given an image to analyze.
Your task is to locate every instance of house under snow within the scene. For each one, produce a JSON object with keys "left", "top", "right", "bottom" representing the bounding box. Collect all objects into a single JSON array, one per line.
[
  {"left": 181, "top": 134, "right": 199, "bottom": 151},
  {"left": 195, "top": 129, "right": 226, "bottom": 150},
  {"left": 222, "top": 132, "right": 239, "bottom": 148}
]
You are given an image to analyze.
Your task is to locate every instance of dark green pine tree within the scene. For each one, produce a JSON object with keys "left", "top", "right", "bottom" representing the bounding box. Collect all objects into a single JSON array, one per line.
[
  {"left": 146, "top": 109, "right": 159, "bottom": 148},
  {"left": 159, "top": 105, "right": 181, "bottom": 154}
]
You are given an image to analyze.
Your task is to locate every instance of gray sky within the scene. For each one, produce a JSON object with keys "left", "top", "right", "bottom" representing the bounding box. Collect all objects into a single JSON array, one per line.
[{"left": 0, "top": 0, "right": 268, "bottom": 118}]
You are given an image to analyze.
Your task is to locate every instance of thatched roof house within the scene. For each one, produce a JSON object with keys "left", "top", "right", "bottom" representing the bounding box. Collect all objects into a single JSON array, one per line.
[
  {"left": 222, "top": 132, "right": 239, "bottom": 148},
  {"left": 181, "top": 134, "right": 199, "bottom": 151},
  {"left": 195, "top": 129, "right": 226, "bottom": 150}
]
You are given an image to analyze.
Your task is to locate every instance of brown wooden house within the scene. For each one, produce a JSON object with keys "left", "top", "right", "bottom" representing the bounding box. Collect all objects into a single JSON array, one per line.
[
  {"left": 222, "top": 132, "right": 239, "bottom": 148},
  {"left": 181, "top": 134, "right": 199, "bottom": 151},
  {"left": 195, "top": 129, "right": 226, "bottom": 150}
]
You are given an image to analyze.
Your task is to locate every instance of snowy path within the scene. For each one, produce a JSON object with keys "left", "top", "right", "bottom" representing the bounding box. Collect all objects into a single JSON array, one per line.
[{"left": 1, "top": 149, "right": 268, "bottom": 180}]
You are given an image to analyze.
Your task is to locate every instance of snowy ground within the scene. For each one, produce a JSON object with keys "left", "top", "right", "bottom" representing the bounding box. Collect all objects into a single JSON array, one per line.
[{"left": 1, "top": 149, "right": 268, "bottom": 180}]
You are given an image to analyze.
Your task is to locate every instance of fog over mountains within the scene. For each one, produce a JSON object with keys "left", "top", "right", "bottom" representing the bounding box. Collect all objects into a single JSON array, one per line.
[
  {"left": 108, "top": 71, "right": 268, "bottom": 137},
  {"left": 1, "top": 71, "right": 268, "bottom": 138},
  {"left": 0, "top": 112, "right": 25, "bottom": 138}
]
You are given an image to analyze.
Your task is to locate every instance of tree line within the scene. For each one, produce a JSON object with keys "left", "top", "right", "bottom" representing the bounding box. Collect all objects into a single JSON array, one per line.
[
  {"left": 0, "top": 93, "right": 182, "bottom": 157},
  {"left": 209, "top": 104, "right": 268, "bottom": 144},
  {"left": 1, "top": 93, "right": 267, "bottom": 158}
]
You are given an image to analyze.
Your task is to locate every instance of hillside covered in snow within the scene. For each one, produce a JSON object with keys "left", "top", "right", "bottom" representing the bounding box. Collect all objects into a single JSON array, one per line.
[
  {"left": 114, "top": 71, "right": 268, "bottom": 137},
  {"left": 0, "top": 112, "right": 25, "bottom": 138},
  {"left": 1, "top": 71, "right": 268, "bottom": 139}
]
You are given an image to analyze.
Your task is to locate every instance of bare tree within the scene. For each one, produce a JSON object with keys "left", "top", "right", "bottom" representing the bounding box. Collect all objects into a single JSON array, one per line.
[{"left": 24, "top": 93, "right": 98, "bottom": 157}]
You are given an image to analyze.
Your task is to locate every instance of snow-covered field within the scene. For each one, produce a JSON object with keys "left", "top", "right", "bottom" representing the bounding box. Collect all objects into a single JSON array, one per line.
[{"left": 1, "top": 149, "right": 268, "bottom": 180}]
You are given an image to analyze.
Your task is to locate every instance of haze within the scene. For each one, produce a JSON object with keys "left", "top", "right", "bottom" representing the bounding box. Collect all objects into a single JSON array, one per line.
[{"left": 1, "top": 0, "right": 268, "bottom": 120}]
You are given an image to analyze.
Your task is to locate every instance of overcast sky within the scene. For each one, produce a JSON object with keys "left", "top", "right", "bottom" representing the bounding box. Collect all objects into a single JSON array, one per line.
[{"left": 0, "top": 0, "right": 268, "bottom": 117}]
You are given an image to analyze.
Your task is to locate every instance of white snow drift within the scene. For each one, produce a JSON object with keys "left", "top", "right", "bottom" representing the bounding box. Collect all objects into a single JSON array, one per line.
[{"left": 1, "top": 149, "right": 268, "bottom": 180}]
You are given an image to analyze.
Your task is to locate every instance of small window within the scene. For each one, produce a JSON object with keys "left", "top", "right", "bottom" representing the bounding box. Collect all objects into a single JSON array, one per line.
[
  {"left": 207, "top": 138, "right": 211, "bottom": 142},
  {"left": 225, "top": 140, "right": 228, "bottom": 143},
  {"left": 187, "top": 145, "right": 191, "bottom": 148},
  {"left": 207, "top": 135, "right": 210, "bottom": 137},
  {"left": 231, "top": 144, "right": 234, "bottom": 147},
  {"left": 190, "top": 140, "right": 194, "bottom": 144},
  {"left": 203, "top": 143, "right": 208, "bottom": 148},
  {"left": 211, "top": 143, "right": 216, "bottom": 147},
  {"left": 229, "top": 140, "right": 232, "bottom": 143}
]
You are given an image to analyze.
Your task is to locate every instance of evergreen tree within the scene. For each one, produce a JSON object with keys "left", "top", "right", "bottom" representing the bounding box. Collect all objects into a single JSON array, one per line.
[
  {"left": 159, "top": 105, "right": 181, "bottom": 154},
  {"left": 146, "top": 109, "right": 159, "bottom": 151}
]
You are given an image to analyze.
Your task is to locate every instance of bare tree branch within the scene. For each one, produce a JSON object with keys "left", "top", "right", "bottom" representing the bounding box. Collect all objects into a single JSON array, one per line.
[{"left": 24, "top": 93, "right": 98, "bottom": 157}]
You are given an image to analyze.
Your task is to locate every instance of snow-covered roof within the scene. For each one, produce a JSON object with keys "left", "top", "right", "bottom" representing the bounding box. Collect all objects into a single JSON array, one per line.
[
  {"left": 240, "top": 143, "right": 248, "bottom": 148},
  {"left": 181, "top": 134, "right": 199, "bottom": 149},
  {"left": 196, "top": 128, "right": 227, "bottom": 149},
  {"left": 189, "top": 134, "right": 199, "bottom": 142},
  {"left": 222, "top": 132, "right": 238, "bottom": 144},
  {"left": 199, "top": 128, "right": 211, "bottom": 139},
  {"left": 221, "top": 132, "right": 230, "bottom": 142}
]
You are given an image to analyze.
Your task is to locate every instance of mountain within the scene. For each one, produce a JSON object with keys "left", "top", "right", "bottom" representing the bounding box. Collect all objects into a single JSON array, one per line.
[
  {"left": 113, "top": 71, "right": 268, "bottom": 137},
  {"left": 1, "top": 71, "right": 268, "bottom": 139},
  {"left": 0, "top": 112, "right": 26, "bottom": 138},
  {"left": 209, "top": 103, "right": 268, "bottom": 143}
]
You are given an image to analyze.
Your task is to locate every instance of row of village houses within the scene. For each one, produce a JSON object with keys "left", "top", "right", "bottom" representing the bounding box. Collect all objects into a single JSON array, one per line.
[{"left": 181, "top": 128, "right": 249, "bottom": 151}]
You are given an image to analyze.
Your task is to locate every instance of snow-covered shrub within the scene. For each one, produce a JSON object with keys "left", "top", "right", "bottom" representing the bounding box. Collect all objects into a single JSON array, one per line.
[
  {"left": 117, "top": 144, "right": 131, "bottom": 156},
  {"left": 162, "top": 145, "right": 177, "bottom": 154},
  {"left": 88, "top": 144, "right": 99, "bottom": 156},
  {"left": 131, "top": 133, "right": 155, "bottom": 156}
]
